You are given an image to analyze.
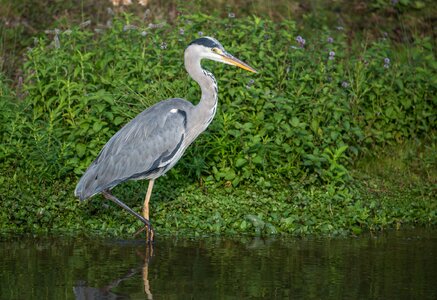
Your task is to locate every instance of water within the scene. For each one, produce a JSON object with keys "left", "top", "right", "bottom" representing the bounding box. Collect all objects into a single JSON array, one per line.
[{"left": 1, "top": 229, "right": 437, "bottom": 299}]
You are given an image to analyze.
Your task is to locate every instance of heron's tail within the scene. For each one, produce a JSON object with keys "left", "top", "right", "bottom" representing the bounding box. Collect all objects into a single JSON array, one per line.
[{"left": 74, "top": 164, "right": 101, "bottom": 201}]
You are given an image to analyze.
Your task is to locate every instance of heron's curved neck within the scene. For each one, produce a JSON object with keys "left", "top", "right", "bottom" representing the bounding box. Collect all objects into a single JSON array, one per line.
[{"left": 184, "top": 50, "right": 218, "bottom": 123}]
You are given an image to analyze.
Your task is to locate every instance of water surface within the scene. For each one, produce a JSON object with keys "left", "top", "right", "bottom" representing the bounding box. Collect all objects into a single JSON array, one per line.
[{"left": 1, "top": 229, "right": 436, "bottom": 299}]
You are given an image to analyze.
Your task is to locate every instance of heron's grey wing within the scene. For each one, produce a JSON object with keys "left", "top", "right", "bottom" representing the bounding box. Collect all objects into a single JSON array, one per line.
[{"left": 75, "top": 98, "right": 193, "bottom": 200}]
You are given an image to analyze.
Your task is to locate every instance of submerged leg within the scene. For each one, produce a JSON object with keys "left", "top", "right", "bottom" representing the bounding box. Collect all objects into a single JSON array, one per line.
[{"left": 102, "top": 190, "right": 154, "bottom": 242}]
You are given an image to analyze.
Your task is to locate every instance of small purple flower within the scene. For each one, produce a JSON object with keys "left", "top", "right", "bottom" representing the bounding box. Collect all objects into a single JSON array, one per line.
[
  {"left": 391, "top": 0, "right": 399, "bottom": 5},
  {"left": 246, "top": 79, "right": 255, "bottom": 89},
  {"left": 383, "top": 57, "right": 390, "bottom": 69},
  {"left": 179, "top": 28, "right": 185, "bottom": 35},
  {"left": 329, "top": 51, "right": 335, "bottom": 60},
  {"left": 228, "top": 12, "right": 235, "bottom": 18},
  {"left": 342, "top": 81, "right": 349, "bottom": 88},
  {"left": 295, "top": 35, "right": 306, "bottom": 48},
  {"left": 198, "top": 31, "right": 203, "bottom": 37},
  {"left": 327, "top": 37, "right": 334, "bottom": 43},
  {"left": 160, "top": 42, "right": 167, "bottom": 49}
]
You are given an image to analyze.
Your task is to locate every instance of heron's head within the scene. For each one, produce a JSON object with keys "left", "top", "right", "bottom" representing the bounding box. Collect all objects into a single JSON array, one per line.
[{"left": 186, "top": 37, "right": 257, "bottom": 73}]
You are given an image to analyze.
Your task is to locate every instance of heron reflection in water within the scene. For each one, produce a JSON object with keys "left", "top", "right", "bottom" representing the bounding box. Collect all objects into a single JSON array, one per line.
[
  {"left": 73, "top": 245, "right": 154, "bottom": 299},
  {"left": 75, "top": 37, "right": 257, "bottom": 241}
]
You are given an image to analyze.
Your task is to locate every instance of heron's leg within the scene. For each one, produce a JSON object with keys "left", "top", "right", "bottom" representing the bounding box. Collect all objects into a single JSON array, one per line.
[
  {"left": 102, "top": 191, "right": 154, "bottom": 242},
  {"left": 142, "top": 179, "right": 155, "bottom": 220},
  {"left": 141, "top": 180, "right": 155, "bottom": 241}
]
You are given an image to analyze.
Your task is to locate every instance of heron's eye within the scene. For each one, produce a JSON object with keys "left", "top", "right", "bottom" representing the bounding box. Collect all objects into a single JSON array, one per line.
[{"left": 212, "top": 48, "right": 221, "bottom": 54}]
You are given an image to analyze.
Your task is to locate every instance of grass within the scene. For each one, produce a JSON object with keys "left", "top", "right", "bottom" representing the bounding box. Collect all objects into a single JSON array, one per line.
[{"left": 354, "top": 141, "right": 436, "bottom": 187}]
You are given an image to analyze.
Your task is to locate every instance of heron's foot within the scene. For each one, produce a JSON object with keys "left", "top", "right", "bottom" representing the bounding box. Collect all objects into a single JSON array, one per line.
[
  {"left": 134, "top": 224, "right": 155, "bottom": 243},
  {"left": 147, "top": 226, "right": 155, "bottom": 243}
]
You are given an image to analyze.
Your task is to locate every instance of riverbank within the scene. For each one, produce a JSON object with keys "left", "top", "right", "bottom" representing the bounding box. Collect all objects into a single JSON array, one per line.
[{"left": 1, "top": 140, "right": 435, "bottom": 237}]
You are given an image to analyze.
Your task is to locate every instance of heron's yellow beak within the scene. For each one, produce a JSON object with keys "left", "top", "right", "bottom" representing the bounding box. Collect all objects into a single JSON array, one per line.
[{"left": 222, "top": 53, "right": 257, "bottom": 73}]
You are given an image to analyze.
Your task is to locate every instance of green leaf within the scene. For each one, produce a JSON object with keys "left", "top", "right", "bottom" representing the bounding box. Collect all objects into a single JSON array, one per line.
[
  {"left": 93, "top": 121, "right": 103, "bottom": 132},
  {"left": 76, "top": 143, "right": 87, "bottom": 158},
  {"left": 290, "top": 117, "right": 300, "bottom": 127},
  {"left": 235, "top": 158, "right": 247, "bottom": 168}
]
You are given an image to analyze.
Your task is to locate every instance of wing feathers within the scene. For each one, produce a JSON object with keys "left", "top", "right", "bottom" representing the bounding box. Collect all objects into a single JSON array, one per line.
[{"left": 75, "top": 99, "right": 192, "bottom": 200}]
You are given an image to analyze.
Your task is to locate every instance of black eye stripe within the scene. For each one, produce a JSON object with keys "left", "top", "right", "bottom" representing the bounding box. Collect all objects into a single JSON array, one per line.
[{"left": 189, "top": 37, "right": 224, "bottom": 50}]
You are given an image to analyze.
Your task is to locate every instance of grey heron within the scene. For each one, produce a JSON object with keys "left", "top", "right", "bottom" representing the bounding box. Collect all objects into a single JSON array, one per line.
[{"left": 74, "top": 37, "right": 257, "bottom": 242}]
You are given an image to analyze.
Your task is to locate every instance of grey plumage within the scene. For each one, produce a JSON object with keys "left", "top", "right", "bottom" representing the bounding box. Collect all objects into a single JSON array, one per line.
[
  {"left": 74, "top": 36, "right": 256, "bottom": 239},
  {"left": 75, "top": 98, "right": 194, "bottom": 200}
]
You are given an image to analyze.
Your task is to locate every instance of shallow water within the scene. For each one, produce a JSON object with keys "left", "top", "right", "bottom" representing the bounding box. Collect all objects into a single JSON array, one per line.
[{"left": 1, "top": 229, "right": 437, "bottom": 299}]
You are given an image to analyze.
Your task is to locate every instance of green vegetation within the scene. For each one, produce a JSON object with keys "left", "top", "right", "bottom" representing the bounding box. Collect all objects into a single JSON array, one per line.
[{"left": 0, "top": 3, "right": 436, "bottom": 237}]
